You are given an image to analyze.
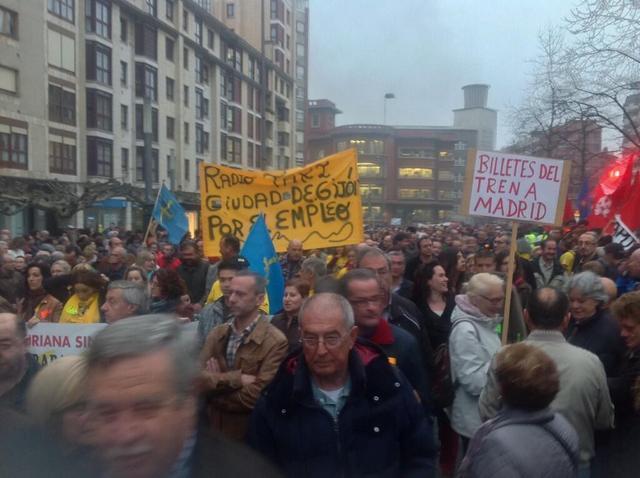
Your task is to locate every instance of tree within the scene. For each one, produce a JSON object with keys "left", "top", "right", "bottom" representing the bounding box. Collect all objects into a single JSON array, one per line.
[{"left": 566, "top": 0, "right": 640, "bottom": 150}]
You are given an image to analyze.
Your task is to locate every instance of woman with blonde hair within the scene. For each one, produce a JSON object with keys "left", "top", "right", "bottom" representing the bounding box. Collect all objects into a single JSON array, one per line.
[{"left": 26, "top": 355, "right": 96, "bottom": 465}]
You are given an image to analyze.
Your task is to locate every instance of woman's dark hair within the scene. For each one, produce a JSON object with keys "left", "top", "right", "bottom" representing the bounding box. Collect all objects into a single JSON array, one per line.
[
  {"left": 413, "top": 262, "right": 447, "bottom": 307},
  {"left": 285, "top": 278, "right": 311, "bottom": 298},
  {"left": 495, "top": 343, "right": 559, "bottom": 411},
  {"left": 153, "top": 268, "right": 187, "bottom": 300},
  {"left": 124, "top": 265, "right": 148, "bottom": 284},
  {"left": 24, "top": 263, "right": 51, "bottom": 289},
  {"left": 72, "top": 269, "right": 106, "bottom": 291},
  {"left": 439, "top": 247, "right": 464, "bottom": 295}
]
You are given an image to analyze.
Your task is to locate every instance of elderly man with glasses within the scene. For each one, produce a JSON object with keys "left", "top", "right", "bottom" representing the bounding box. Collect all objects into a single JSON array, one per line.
[{"left": 247, "top": 293, "right": 437, "bottom": 478}]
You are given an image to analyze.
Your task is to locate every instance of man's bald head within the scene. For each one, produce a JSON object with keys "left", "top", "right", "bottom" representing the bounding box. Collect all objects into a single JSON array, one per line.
[
  {"left": 600, "top": 277, "right": 618, "bottom": 307},
  {"left": 525, "top": 287, "right": 570, "bottom": 330},
  {"left": 287, "top": 240, "right": 304, "bottom": 261}
]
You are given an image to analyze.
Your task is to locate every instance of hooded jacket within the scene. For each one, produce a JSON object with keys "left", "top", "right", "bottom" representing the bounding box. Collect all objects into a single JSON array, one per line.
[
  {"left": 247, "top": 340, "right": 437, "bottom": 478},
  {"left": 448, "top": 295, "right": 502, "bottom": 438}
]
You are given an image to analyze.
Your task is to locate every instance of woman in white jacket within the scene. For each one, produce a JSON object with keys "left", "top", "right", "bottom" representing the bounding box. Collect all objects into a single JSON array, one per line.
[{"left": 449, "top": 272, "right": 504, "bottom": 450}]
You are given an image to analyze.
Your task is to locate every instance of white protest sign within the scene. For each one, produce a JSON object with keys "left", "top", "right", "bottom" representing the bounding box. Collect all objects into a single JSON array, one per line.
[
  {"left": 26, "top": 323, "right": 107, "bottom": 366},
  {"left": 461, "top": 150, "right": 571, "bottom": 225}
]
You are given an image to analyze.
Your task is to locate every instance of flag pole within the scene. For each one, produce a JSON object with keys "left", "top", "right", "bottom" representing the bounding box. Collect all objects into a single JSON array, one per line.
[
  {"left": 143, "top": 184, "right": 163, "bottom": 247},
  {"left": 501, "top": 221, "right": 519, "bottom": 345}
]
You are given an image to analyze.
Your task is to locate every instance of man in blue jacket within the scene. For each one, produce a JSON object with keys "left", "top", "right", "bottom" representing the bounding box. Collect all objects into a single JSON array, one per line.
[{"left": 247, "top": 293, "right": 436, "bottom": 478}]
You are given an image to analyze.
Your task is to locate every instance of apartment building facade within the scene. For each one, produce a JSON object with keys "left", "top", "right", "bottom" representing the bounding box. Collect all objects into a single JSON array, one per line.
[{"left": 0, "top": 0, "right": 297, "bottom": 233}]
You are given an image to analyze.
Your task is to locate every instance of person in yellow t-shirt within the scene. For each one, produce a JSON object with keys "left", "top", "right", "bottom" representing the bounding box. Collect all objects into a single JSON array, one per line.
[{"left": 60, "top": 270, "right": 106, "bottom": 324}]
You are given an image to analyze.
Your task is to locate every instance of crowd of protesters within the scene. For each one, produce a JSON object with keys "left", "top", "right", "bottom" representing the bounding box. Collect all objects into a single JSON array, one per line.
[{"left": 0, "top": 220, "right": 639, "bottom": 477}]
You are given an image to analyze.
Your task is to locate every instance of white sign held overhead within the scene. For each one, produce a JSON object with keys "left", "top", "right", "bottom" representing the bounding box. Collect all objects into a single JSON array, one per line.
[{"left": 461, "top": 150, "right": 571, "bottom": 226}]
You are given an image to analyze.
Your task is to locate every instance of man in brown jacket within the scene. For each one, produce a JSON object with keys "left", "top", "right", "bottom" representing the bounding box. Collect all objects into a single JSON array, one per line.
[{"left": 200, "top": 271, "right": 288, "bottom": 440}]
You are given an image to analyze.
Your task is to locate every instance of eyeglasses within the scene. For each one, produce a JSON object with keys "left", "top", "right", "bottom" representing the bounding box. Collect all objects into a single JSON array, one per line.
[
  {"left": 300, "top": 333, "right": 346, "bottom": 349},
  {"left": 479, "top": 295, "right": 505, "bottom": 305}
]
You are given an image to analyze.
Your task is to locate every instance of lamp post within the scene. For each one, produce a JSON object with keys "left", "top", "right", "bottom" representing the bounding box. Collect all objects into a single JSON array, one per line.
[{"left": 383, "top": 93, "right": 395, "bottom": 125}]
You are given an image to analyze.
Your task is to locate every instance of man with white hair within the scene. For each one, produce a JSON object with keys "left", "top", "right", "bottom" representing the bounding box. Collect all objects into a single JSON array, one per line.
[
  {"left": 101, "top": 281, "right": 150, "bottom": 324},
  {"left": 617, "top": 248, "right": 640, "bottom": 296},
  {"left": 85, "top": 315, "right": 280, "bottom": 478},
  {"left": 448, "top": 272, "right": 504, "bottom": 450}
]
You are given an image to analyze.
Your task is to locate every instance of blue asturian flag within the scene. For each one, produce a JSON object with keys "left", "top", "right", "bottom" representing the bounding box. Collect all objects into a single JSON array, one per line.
[
  {"left": 152, "top": 184, "right": 189, "bottom": 245},
  {"left": 240, "top": 215, "right": 285, "bottom": 314},
  {"left": 576, "top": 178, "right": 591, "bottom": 221}
]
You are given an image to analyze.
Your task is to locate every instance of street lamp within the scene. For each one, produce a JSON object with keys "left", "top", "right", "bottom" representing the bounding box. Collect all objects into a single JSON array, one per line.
[{"left": 383, "top": 93, "right": 395, "bottom": 125}]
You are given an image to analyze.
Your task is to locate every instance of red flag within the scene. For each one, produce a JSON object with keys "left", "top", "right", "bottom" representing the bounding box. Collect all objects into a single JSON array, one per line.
[
  {"left": 587, "top": 155, "right": 634, "bottom": 230},
  {"left": 620, "top": 171, "right": 640, "bottom": 231},
  {"left": 562, "top": 198, "right": 574, "bottom": 223}
]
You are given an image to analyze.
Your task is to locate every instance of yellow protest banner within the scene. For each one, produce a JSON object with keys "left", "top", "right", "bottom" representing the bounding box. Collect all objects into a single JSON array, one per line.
[{"left": 200, "top": 149, "right": 364, "bottom": 254}]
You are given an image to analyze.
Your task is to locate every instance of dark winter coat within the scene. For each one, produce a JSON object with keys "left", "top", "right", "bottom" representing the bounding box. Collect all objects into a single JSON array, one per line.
[
  {"left": 247, "top": 341, "right": 437, "bottom": 478},
  {"left": 566, "top": 308, "right": 626, "bottom": 377}
]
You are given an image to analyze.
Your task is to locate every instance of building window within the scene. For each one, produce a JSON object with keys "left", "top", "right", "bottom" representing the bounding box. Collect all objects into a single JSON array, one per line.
[
  {"left": 145, "top": 0, "right": 157, "bottom": 16},
  {"left": 87, "top": 137, "right": 112, "bottom": 177},
  {"left": 360, "top": 184, "right": 383, "bottom": 199},
  {"left": 121, "top": 147, "right": 129, "bottom": 178},
  {"left": 438, "top": 170, "right": 453, "bottom": 181},
  {"left": 226, "top": 3, "right": 235, "bottom": 17},
  {"left": 136, "top": 146, "right": 159, "bottom": 182},
  {"left": 182, "top": 8, "right": 188, "bottom": 31},
  {"left": 0, "top": 7, "right": 18, "bottom": 39},
  {"left": 166, "top": 77, "right": 174, "bottom": 101},
  {"left": 0, "top": 127, "right": 28, "bottom": 169},
  {"left": 86, "top": 89, "right": 113, "bottom": 131},
  {"left": 47, "top": 29, "right": 75, "bottom": 72},
  {"left": 183, "top": 47, "right": 189, "bottom": 70},
  {"left": 135, "top": 63, "right": 158, "bottom": 101},
  {"left": 357, "top": 162, "right": 382, "bottom": 177},
  {"left": 0, "top": 65, "right": 18, "bottom": 94},
  {"left": 183, "top": 85, "right": 189, "bottom": 106},
  {"left": 296, "top": 21, "right": 304, "bottom": 33},
  {"left": 135, "top": 105, "right": 159, "bottom": 141},
  {"left": 120, "top": 16, "right": 127, "bottom": 42},
  {"left": 247, "top": 113, "right": 253, "bottom": 138},
  {"left": 398, "top": 188, "right": 432, "bottom": 199},
  {"left": 195, "top": 56, "right": 209, "bottom": 84},
  {"left": 184, "top": 122, "right": 190, "bottom": 143},
  {"left": 166, "top": 116, "right": 175, "bottom": 139},
  {"left": 120, "top": 104, "right": 128, "bottom": 130},
  {"left": 48, "top": 0, "right": 74, "bottom": 23},
  {"left": 85, "top": 0, "right": 111, "bottom": 39},
  {"left": 224, "top": 44, "right": 242, "bottom": 72},
  {"left": 86, "top": 42, "right": 112, "bottom": 85},
  {"left": 338, "top": 138, "right": 384, "bottom": 155},
  {"left": 207, "top": 29, "right": 214, "bottom": 49},
  {"left": 120, "top": 61, "right": 128, "bottom": 86},
  {"left": 166, "top": 0, "right": 174, "bottom": 20},
  {"left": 48, "top": 84, "right": 76, "bottom": 125},
  {"left": 398, "top": 148, "right": 434, "bottom": 159},
  {"left": 195, "top": 19, "right": 202, "bottom": 45},
  {"left": 135, "top": 23, "right": 158, "bottom": 60},
  {"left": 311, "top": 113, "right": 319, "bottom": 128},
  {"left": 184, "top": 158, "right": 190, "bottom": 181},
  {"left": 195, "top": 88, "right": 209, "bottom": 120},
  {"left": 165, "top": 37, "right": 174, "bottom": 61},
  {"left": 49, "top": 138, "right": 76, "bottom": 174},
  {"left": 220, "top": 133, "right": 241, "bottom": 164},
  {"left": 398, "top": 167, "right": 433, "bottom": 179},
  {"left": 196, "top": 124, "right": 209, "bottom": 154},
  {"left": 438, "top": 190, "right": 455, "bottom": 200}
]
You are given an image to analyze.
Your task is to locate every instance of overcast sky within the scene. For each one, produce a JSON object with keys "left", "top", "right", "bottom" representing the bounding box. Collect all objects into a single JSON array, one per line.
[{"left": 308, "top": 0, "right": 578, "bottom": 148}]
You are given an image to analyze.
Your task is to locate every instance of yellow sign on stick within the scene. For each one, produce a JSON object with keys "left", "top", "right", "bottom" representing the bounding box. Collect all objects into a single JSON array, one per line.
[{"left": 199, "top": 149, "right": 364, "bottom": 254}]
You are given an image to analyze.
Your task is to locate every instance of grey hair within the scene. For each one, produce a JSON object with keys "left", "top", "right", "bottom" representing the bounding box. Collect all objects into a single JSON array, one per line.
[
  {"left": 234, "top": 270, "right": 267, "bottom": 295},
  {"left": 107, "top": 280, "right": 150, "bottom": 314},
  {"left": 566, "top": 271, "right": 609, "bottom": 303},
  {"left": 301, "top": 256, "right": 327, "bottom": 277},
  {"left": 87, "top": 315, "right": 199, "bottom": 397},
  {"left": 355, "top": 245, "right": 391, "bottom": 269},
  {"left": 339, "top": 268, "right": 382, "bottom": 298},
  {"left": 299, "top": 293, "right": 355, "bottom": 330},
  {"left": 387, "top": 250, "right": 405, "bottom": 261},
  {"left": 467, "top": 272, "right": 505, "bottom": 298},
  {"left": 51, "top": 260, "right": 72, "bottom": 273}
]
